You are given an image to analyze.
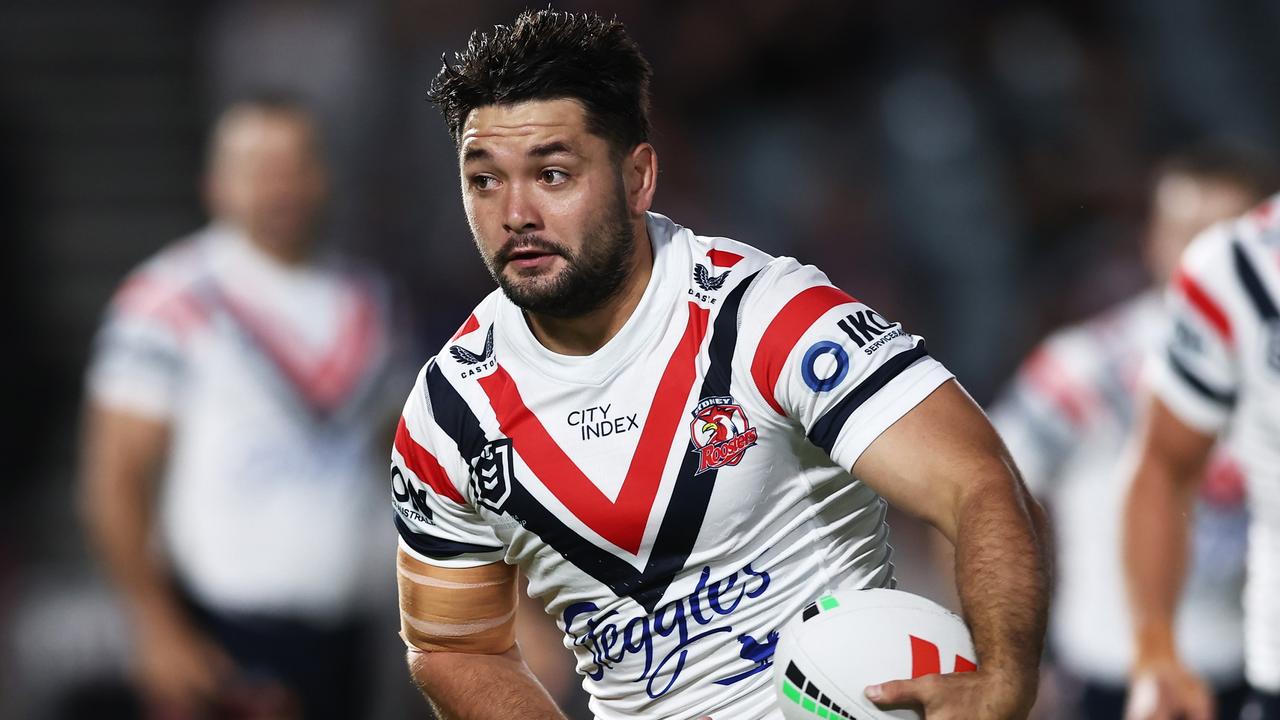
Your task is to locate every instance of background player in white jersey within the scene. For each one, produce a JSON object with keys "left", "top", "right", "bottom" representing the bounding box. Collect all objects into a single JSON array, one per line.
[
  {"left": 80, "top": 96, "right": 404, "bottom": 719},
  {"left": 393, "top": 10, "right": 1049, "bottom": 720},
  {"left": 1124, "top": 190, "right": 1280, "bottom": 720},
  {"left": 990, "top": 146, "right": 1277, "bottom": 719}
]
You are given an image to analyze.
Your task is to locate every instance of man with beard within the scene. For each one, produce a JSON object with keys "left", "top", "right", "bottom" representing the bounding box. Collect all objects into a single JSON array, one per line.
[{"left": 391, "top": 9, "right": 1049, "bottom": 720}]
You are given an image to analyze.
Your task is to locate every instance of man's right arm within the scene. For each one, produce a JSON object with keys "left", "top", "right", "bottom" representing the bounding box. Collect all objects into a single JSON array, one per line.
[
  {"left": 397, "top": 548, "right": 566, "bottom": 719},
  {"left": 1122, "top": 397, "right": 1217, "bottom": 720},
  {"left": 79, "top": 402, "right": 233, "bottom": 707}
]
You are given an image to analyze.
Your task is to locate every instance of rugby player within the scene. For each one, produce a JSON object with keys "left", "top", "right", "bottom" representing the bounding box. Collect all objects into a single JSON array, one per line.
[
  {"left": 1124, "top": 189, "right": 1280, "bottom": 717},
  {"left": 81, "top": 96, "right": 403, "bottom": 719},
  {"left": 394, "top": 10, "right": 1049, "bottom": 719},
  {"left": 991, "top": 146, "right": 1276, "bottom": 719}
]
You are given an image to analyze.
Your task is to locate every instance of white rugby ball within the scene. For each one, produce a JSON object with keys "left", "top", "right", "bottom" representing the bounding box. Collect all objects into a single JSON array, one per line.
[{"left": 773, "top": 588, "right": 977, "bottom": 720}]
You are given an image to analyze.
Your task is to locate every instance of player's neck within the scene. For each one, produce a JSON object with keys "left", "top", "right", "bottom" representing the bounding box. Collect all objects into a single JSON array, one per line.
[{"left": 524, "top": 224, "right": 654, "bottom": 356}]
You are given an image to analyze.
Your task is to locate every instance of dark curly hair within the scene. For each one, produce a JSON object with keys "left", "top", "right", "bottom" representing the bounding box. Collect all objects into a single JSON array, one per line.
[{"left": 428, "top": 9, "right": 652, "bottom": 157}]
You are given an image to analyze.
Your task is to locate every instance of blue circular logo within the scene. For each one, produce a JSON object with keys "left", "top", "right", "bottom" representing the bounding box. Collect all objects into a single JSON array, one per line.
[{"left": 802, "top": 341, "right": 849, "bottom": 392}]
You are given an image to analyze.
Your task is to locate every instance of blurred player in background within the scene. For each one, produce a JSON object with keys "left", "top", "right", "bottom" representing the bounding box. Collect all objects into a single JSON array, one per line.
[
  {"left": 79, "top": 95, "right": 404, "bottom": 720},
  {"left": 990, "top": 145, "right": 1278, "bottom": 719},
  {"left": 392, "top": 9, "right": 1049, "bottom": 720},
  {"left": 1124, "top": 185, "right": 1280, "bottom": 718}
]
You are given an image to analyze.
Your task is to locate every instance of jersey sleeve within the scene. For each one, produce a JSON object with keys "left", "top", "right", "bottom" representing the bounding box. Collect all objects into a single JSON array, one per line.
[
  {"left": 743, "top": 259, "right": 954, "bottom": 471},
  {"left": 1146, "top": 225, "right": 1241, "bottom": 434},
  {"left": 84, "top": 275, "right": 197, "bottom": 420},
  {"left": 987, "top": 334, "right": 1097, "bottom": 496},
  {"left": 393, "top": 363, "right": 506, "bottom": 568}
]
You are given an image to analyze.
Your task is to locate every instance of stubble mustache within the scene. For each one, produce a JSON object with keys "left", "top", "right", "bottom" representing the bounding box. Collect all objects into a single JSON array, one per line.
[{"left": 494, "top": 234, "right": 571, "bottom": 267}]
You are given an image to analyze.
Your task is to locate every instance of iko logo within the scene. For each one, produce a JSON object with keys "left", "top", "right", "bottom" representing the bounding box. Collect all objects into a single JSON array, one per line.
[
  {"left": 802, "top": 341, "right": 849, "bottom": 392},
  {"left": 469, "top": 439, "right": 514, "bottom": 513},
  {"left": 448, "top": 320, "right": 491, "bottom": 376},
  {"left": 391, "top": 464, "right": 435, "bottom": 525},
  {"left": 909, "top": 635, "right": 977, "bottom": 678},
  {"left": 694, "top": 264, "right": 730, "bottom": 291},
  {"left": 837, "top": 309, "right": 903, "bottom": 356}
]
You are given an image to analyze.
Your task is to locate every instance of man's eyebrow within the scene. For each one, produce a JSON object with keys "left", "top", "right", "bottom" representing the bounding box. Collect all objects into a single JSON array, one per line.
[
  {"left": 462, "top": 146, "right": 490, "bottom": 163},
  {"left": 529, "top": 141, "right": 575, "bottom": 158}
]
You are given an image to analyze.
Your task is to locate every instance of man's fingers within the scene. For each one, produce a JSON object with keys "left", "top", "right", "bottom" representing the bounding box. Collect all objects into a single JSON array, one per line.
[
  {"left": 866, "top": 677, "right": 926, "bottom": 707},
  {"left": 1186, "top": 686, "right": 1215, "bottom": 720}
]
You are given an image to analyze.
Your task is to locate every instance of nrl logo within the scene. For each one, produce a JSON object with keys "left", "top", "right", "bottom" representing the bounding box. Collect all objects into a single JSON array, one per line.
[
  {"left": 469, "top": 439, "right": 514, "bottom": 513},
  {"left": 694, "top": 264, "right": 730, "bottom": 291},
  {"left": 689, "top": 396, "right": 759, "bottom": 474}
]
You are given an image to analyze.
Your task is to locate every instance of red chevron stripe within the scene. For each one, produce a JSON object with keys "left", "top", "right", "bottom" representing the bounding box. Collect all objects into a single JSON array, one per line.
[
  {"left": 219, "top": 283, "right": 382, "bottom": 412},
  {"left": 477, "top": 302, "right": 710, "bottom": 554}
]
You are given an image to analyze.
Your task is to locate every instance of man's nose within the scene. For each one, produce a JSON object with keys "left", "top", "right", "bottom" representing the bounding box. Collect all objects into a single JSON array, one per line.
[{"left": 502, "top": 182, "right": 541, "bottom": 235}]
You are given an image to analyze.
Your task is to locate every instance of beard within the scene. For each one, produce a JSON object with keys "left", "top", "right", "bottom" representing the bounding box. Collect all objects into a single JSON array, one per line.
[{"left": 480, "top": 185, "right": 636, "bottom": 319}]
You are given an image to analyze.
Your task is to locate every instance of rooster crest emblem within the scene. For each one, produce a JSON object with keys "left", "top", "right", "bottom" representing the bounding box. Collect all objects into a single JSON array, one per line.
[
  {"left": 449, "top": 326, "right": 495, "bottom": 366},
  {"left": 694, "top": 264, "right": 730, "bottom": 291},
  {"left": 690, "top": 396, "right": 759, "bottom": 474}
]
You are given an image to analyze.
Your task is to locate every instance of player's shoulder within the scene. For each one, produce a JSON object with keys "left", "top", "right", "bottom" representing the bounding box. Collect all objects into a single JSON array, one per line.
[
  {"left": 1174, "top": 196, "right": 1280, "bottom": 321},
  {"left": 653, "top": 212, "right": 773, "bottom": 304},
  {"left": 418, "top": 290, "right": 503, "bottom": 391},
  {"left": 734, "top": 253, "right": 855, "bottom": 325},
  {"left": 107, "top": 228, "right": 215, "bottom": 321},
  {"left": 1180, "top": 196, "right": 1280, "bottom": 282}
]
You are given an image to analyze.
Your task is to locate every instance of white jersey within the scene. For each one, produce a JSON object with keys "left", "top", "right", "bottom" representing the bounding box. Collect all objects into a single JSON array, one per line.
[
  {"left": 393, "top": 213, "right": 954, "bottom": 720},
  {"left": 88, "top": 224, "right": 403, "bottom": 622},
  {"left": 1148, "top": 196, "right": 1280, "bottom": 693},
  {"left": 991, "top": 292, "right": 1247, "bottom": 685}
]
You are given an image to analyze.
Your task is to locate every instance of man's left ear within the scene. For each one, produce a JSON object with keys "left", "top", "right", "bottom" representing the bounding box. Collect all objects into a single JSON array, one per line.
[{"left": 625, "top": 142, "right": 658, "bottom": 215}]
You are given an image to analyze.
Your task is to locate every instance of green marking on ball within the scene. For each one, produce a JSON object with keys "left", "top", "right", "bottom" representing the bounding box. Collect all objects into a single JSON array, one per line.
[
  {"left": 819, "top": 595, "right": 839, "bottom": 611},
  {"left": 783, "top": 680, "right": 803, "bottom": 704}
]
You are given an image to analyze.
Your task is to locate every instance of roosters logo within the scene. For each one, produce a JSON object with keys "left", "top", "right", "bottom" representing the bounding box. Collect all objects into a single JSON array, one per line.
[{"left": 689, "top": 396, "right": 759, "bottom": 474}]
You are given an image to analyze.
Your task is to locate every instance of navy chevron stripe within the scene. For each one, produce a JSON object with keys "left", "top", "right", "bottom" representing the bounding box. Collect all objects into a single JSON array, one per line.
[
  {"left": 1232, "top": 241, "right": 1280, "bottom": 320},
  {"left": 807, "top": 341, "right": 930, "bottom": 454},
  {"left": 422, "top": 274, "right": 759, "bottom": 612}
]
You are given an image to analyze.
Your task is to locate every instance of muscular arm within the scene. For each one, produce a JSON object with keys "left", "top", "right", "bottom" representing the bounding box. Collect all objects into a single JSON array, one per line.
[
  {"left": 79, "top": 403, "right": 175, "bottom": 621},
  {"left": 79, "top": 402, "right": 231, "bottom": 703},
  {"left": 854, "top": 380, "right": 1050, "bottom": 717},
  {"left": 398, "top": 549, "right": 567, "bottom": 720},
  {"left": 1122, "top": 397, "right": 1216, "bottom": 719}
]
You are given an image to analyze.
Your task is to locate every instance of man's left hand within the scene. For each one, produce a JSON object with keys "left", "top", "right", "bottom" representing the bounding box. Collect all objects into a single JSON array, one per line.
[{"left": 866, "top": 668, "right": 1035, "bottom": 720}]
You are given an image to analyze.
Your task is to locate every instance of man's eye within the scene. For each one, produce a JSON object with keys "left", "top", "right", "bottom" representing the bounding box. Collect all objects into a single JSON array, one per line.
[
  {"left": 470, "top": 175, "right": 498, "bottom": 190},
  {"left": 540, "top": 169, "right": 568, "bottom": 185}
]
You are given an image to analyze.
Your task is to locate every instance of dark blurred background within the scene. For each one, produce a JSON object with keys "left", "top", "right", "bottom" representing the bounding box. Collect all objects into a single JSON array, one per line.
[{"left": 3, "top": 1, "right": 1280, "bottom": 717}]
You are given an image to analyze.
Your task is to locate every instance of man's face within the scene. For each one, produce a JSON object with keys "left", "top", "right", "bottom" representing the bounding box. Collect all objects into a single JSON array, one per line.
[
  {"left": 207, "top": 109, "right": 327, "bottom": 260},
  {"left": 459, "top": 99, "right": 637, "bottom": 318},
  {"left": 1147, "top": 173, "right": 1256, "bottom": 283}
]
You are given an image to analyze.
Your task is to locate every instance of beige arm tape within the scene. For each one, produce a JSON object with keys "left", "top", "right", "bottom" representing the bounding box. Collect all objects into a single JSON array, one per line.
[{"left": 397, "top": 548, "right": 518, "bottom": 654}]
